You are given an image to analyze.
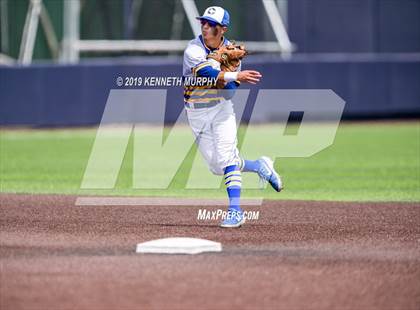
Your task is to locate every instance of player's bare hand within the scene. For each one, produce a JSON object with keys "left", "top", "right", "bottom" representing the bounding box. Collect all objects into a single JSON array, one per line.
[{"left": 237, "top": 70, "right": 262, "bottom": 84}]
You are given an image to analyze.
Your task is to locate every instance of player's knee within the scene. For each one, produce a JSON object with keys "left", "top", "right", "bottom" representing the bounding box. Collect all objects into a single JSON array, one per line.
[{"left": 209, "top": 165, "right": 224, "bottom": 176}]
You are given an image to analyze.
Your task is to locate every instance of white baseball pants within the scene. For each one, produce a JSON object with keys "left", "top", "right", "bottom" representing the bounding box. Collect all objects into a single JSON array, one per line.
[{"left": 186, "top": 100, "right": 241, "bottom": 175}]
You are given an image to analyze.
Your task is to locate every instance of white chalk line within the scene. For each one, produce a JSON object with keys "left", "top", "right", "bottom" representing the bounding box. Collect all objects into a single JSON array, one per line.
[{"left": 75, "top": 196, "right": 263, "bottom": 206}]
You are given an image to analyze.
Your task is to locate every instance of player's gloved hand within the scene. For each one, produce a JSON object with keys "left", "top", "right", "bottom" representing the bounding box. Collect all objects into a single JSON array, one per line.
[
  {"left": 237, "top": 70, "right": 262, "bottom": 84},
  {"left": 207, "top": 43, "right": 247, "bottom": 72}
]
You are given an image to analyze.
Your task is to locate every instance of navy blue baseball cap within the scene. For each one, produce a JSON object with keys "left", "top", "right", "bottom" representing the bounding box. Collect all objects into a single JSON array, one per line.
[{"left": 196, "top": 6, "right": 230, "bottom": 27}]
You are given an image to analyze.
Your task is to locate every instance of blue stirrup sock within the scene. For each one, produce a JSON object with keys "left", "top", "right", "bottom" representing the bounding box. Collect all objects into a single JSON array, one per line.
[
  {"left": 224, "top": 164, "right": 242, "bottom": 213},
  {"left": 239, "top": 158, "right": 261, "bottom": 173}
]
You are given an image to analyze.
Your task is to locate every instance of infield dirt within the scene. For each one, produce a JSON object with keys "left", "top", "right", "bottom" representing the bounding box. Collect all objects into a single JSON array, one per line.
[{"left": 1, "top": 194, "right": 419, "bottom": 309}]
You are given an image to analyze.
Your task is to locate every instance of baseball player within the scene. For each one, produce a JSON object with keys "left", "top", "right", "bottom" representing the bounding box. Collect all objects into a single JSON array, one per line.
[{"left": 183, "top": 6, "right": 282, "bottom": 228}]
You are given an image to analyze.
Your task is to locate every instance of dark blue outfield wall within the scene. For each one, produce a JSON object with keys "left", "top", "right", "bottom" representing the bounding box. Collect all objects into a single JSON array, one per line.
[
  {"left": 288, "top": 0, "right": 420, "bottom": 53},
  {"left": 1, "top": 55, "right": 419, "bottom": 126}
]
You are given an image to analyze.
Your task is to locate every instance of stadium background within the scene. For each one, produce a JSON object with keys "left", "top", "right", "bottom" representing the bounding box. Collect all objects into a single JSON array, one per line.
[{"left": 1, "top": 0, "right": 420, "bottom": 126}]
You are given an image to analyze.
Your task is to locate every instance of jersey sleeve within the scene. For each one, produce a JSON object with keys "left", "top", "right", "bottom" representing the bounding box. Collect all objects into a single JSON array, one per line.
[{"left": 184, "top": 46, "right": 220, "bottom": 79}]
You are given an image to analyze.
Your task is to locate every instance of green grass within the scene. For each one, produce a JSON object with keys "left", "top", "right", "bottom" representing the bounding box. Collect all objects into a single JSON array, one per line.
[{"left": 1, "top": 122, "right": 419, "bottom": 202}]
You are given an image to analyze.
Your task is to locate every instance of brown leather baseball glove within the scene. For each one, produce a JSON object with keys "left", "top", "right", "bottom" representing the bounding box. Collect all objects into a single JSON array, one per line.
[
  {"left": 207, "top": 43, "right": 247, "bottom": 88},
  {"left": 207, "top": 43, "right": 248, "bottom": 72}
]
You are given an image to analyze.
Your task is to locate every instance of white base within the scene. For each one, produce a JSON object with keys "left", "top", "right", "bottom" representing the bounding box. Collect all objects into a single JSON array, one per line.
[{"left": 136, "top": 237, "right": 222, "bottom": 254}]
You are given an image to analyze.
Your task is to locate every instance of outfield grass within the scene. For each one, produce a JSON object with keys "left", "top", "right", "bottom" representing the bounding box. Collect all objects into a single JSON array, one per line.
[{"left": 1, "top": 122, "right": 419, "bottom": 202}]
